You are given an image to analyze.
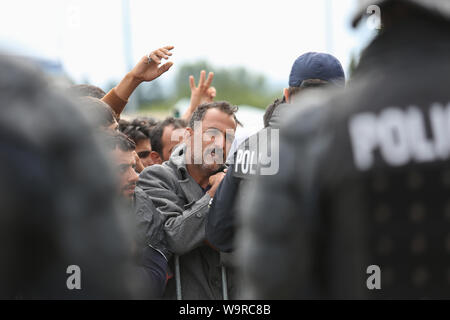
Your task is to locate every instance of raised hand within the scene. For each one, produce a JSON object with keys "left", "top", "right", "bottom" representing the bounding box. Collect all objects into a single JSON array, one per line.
[
  {"left": 182, "top": 70, "right": 215, "bottom": 120},
  {"left": 190, "top": 70, "right": 215, "bottom": 104},
  {"left": 130, "top": 45, "right": 175, "bottom": 82}
]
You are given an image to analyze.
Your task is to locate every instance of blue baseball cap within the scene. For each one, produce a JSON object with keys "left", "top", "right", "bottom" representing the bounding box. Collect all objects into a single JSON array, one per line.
[{"left": 289, "top": 52, "right": 345, "bottom": 88}]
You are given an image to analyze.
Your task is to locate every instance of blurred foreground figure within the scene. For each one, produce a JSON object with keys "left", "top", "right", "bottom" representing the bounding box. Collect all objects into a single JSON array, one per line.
[
  {"left": 67, "top": 84, "right": 106, "bottom": 99},
  {"left": 0, "top": 55, "right": 138, "bottom": 299},
  {"left": 239, "top": 0, "right": 450, "bottom": 299}
]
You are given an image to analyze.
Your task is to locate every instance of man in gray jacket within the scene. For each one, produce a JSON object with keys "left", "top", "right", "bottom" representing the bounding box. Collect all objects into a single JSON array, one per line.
[{"left": 138, "top": 101, "right": 239, "bottom": 299}]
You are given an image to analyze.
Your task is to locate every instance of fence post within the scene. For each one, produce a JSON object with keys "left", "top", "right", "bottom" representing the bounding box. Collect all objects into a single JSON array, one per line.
[
  {"left": 175, "top": 255, "right": 182, "bottom": 300},
  {"left": 221, "top": 265, "right": 229, "bottom": 300}
]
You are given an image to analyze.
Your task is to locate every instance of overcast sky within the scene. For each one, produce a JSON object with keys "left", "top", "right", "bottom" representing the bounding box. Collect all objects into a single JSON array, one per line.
[{"left": 0, "top": 0, "right": 374, "bottom": 88}]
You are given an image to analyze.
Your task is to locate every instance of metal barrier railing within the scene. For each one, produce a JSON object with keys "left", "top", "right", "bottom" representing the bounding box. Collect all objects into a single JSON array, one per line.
[{"left": 173, "top": 254, "right": 229, "bottom": 300}]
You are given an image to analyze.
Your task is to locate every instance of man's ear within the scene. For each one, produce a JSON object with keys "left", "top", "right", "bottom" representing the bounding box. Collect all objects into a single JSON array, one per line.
[
  {"left": 150, "top": 151, "right": 162, "bottom": 165},
  {"left": 184, "top": 127, "right": 193, "bottom": 145},
  {"left": 184, "top": 127, "right": 193, "bottom": 138},
  {"left": 283, "top": 88, "right": 290, "bottom": 103}
]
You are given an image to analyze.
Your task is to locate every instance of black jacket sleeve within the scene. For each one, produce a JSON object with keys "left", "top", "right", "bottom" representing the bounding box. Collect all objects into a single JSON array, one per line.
[
  {"left": 206, "top": 164, "right": 241, "bottom": 252},
  {"left": 137, "top": 246, "right": 168, "bottom": 299}
]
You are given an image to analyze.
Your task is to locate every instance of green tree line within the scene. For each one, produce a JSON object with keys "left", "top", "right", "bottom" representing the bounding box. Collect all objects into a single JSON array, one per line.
[{"left": 139, "top": 60, "right": 281, "bottom": 112}]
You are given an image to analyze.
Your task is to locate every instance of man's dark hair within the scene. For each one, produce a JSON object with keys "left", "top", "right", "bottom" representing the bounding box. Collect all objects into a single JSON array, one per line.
[
  {"left": 188, "top": 101, "right": 241, "bottom": 129},
  {"left": 68, "top": 84, "right": 106, "bottom": 99},
  {"left": 134, "top": 116, "right": 159, "bottom": 128},
  {"left": 103, "top": 130, "right": 136, "bottom": 152},
  {"left": 263, "top": 79, "right": 331, "bottom": 128},
  {"left": 263, "top": 98, "right": 284, "bottom": 128},
  {"left": 118, "top": 119, "right": 130, "bottom": 132},
  {"left": 78, "top": 96, "right": 116, "bottom": 128},
  {"left": 282, "top": 79, "right": 331, "bottom": 104},
  {"left": 120, "top": 118, "right": 152, "bottom": 145},
  {"left": 150, "top": 117, "right": 186, "bottom": 157}
]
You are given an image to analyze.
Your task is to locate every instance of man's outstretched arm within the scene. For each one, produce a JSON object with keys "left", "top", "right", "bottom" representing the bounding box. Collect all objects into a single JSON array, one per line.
[{"left": 102, "top": 46, "right": 175, "bottom": 119}]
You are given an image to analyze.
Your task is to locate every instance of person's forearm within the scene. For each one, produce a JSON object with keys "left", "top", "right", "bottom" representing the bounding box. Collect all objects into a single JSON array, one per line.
[
  {"left": 182, "top": 101, "right": 198, "bottom": 121},
  {"left": 101, "top": 72, "right": 142, "bottom": 119},
  {"left": 114, "top": 72, "right": 142, "bottom": 102}
]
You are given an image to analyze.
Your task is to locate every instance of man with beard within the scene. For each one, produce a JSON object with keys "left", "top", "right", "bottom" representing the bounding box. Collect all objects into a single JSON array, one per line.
[
  {"left": 105, "top": 131, "right": 140, "bottom": 200},
  {"left": 104, "top": 131, "right": 170, "bottom": 298},
  {"left": 137, "top": 101, "right": 239, "bottom": 299}
]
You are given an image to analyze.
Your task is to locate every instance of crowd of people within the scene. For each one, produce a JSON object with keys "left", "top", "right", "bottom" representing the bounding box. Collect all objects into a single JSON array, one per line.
[{"left": 1, "top": 0, "right": 450, "bottom": 299}]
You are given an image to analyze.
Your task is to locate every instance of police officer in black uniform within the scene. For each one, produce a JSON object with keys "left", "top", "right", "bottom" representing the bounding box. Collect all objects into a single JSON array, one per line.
[
  {"left": 206, "top": 53, "right": 345, "bottom": 252},
  {"left": 239, "top": 0, "right": 450, "bottom": 299}
]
